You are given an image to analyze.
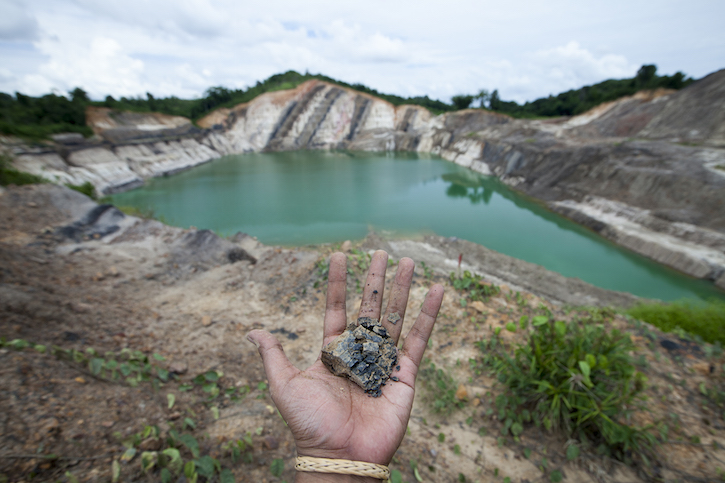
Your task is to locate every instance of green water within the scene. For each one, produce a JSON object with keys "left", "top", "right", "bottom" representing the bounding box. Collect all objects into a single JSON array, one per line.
[{"left": 111, "top": 151, "right": 724, "bottom": 302}]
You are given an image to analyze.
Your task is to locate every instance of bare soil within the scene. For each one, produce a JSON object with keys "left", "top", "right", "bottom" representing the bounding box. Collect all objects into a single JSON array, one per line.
[{"left": 1, "top": 184, "right": 724, "bottom": 483}]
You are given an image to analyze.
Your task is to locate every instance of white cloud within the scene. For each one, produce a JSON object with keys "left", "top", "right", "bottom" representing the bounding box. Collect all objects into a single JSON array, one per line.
[
  {"left": 174, "top": 63, "right": 212, "bottom": 91},
  {"left": 530, "top": 41, "right": 637, "bottom": 90},
  {"left": 1, "top": 0, "right": 723, "bottom": 103},
  {"left": 30, "top": 36, "right": 145, "bottom": 98},
  {"left": 71, "top": 0, "right": 229, "bottom": 40},
  {"left": 0, "top": 0, "right": 39, "bottom": 41}
]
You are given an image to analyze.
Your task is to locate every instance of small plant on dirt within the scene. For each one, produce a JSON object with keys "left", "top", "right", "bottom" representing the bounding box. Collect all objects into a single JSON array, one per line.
[
  {"left": 348, "top": 248, "right": 371, "bottom": 272},
  {"left": 420, "top": 261, "right": 433, "bottom": 280},
  {"left": 115, "top": 424, "right": 249, "bottom": 482},
  {"left": 449, "top": 270, "right": 500, "bottom": 303},
  {"left": 419, "top": 360, "right": 466, "bottom": 415},
  {"left": 313, "top": 258, "right": 329, "bottom": 289},
  {"left": 192, "top": 370, "right": 224, "bottom": 399},
  {"left": 479, "top": 315, "right": 655, "bottom": 463},
  {"left": 49, "top": 345, "right": 171, "bottom": 390}
]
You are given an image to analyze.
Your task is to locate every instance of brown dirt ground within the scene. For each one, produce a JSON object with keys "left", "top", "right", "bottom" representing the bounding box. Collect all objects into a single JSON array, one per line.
[{"left": 1, "top": 184, "right": 724, "bottom": 483}]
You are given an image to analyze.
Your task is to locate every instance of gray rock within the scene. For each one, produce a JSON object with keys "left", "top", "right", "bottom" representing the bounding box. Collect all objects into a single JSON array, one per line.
[{"left": 321, "top": 317, "right": 398, "bottom": 397}]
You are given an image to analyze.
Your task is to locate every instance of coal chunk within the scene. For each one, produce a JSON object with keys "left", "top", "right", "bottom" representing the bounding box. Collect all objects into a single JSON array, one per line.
[{"left": 321, "top": 317, "right": 398, "bottom": 397}]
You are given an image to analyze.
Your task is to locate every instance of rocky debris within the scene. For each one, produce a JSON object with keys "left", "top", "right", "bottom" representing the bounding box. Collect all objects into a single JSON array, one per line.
[
  {"left": 469, "top": 301, "right": 486, "bottom": 313},
  {"left": 387, "top": 312, "right": 401, "bottom": 325},
  {"left": 56, "top": 204, "right": 127, "bottom": 242},
  {"left": 321, "top": 317, "right": 398, "bottom": 397},
  {"left": 169, "top": 229, "right": 255, "bottom": 271},
  {"left": 227, "top": 247, "right": 256, "bottom": 264},
  {"left": 168, "top": 361, "right": 188, "bottom": 375},
  {"left": 139, "top": 437, "right": 162, "bottom": 451},
  {"left": 264, "top": 435, "right": 279, "bottom": 450}
]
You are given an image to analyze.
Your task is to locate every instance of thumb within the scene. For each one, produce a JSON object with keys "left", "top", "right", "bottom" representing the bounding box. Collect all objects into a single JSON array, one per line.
[{"left": 247, "top": 329, "right": 299, "bottom": 398}]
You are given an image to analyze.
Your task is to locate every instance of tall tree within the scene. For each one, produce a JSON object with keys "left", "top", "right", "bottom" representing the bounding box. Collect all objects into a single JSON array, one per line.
[
  {"left": 474, "top": 89, "right": 490, "bottom": 109},
  {"left": 451, "top": 95, "right": 474, "bottom": 110},
  {"left": 489, "top": 90, "right": 501, "bottom": 111}
]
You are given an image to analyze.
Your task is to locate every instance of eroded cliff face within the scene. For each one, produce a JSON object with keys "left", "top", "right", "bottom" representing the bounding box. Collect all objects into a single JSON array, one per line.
[{"left": 5, "top": 73, "right": 725, "bottom": 288}]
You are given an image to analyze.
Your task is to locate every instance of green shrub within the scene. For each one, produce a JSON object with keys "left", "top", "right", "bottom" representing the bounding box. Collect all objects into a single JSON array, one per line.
[
  {"left": 627, "top": 300, "right": 725, "bottom": 346},
  {"left": 450, "top": 270, "right": 500, "bottom": 303},
  {"left": 0, "top": 121, "right": 93, "bottom": 141},
  {"left": 66, "top": 181, "right": 97, "bottom": 199},
  {"left": 481, "top": 316, "right": 653, "bottom": 461},
  {"left": 0, "top": 154, "right": 46, "bottom": 186}
]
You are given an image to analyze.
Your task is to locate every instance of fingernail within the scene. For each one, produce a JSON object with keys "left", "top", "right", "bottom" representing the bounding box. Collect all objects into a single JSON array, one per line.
[{"left": 247, "top": 334, "right": 260, "bottom": 348}]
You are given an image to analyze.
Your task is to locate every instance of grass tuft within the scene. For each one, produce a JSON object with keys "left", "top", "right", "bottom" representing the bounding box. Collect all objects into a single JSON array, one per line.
[
  {"left": 65, "top": 181, "right": 97, "bottom": 199},
  {"left": 0, "top": 154, "right": 46, "bottom": 186},
  {"left": 626, "top": 300, "right": 725, "bottom": 346}
]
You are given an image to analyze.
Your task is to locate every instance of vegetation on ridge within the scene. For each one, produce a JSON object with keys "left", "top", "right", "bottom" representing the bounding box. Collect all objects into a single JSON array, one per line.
[
  {"left": 99, "top": 70, "right": 456, "bottom": 119},
  {"left": 0, "top": 64, "right": 697, "bottom": 141},
  {"left": 0, "top": 87, "right": 93, "bottom": 140},
  {"left": 455, "top": 64, "right": 694, "bottom": 118}
]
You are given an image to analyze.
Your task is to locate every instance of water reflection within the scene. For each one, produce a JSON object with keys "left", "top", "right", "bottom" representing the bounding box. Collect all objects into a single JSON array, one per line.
[{"left": 443, "top": 174, "right": 494, "bottom": 205}]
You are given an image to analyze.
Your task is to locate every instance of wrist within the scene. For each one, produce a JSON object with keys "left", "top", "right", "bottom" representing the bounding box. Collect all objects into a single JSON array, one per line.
[{"left": 296, "top": 473, "right": 379, "bottom": 483}]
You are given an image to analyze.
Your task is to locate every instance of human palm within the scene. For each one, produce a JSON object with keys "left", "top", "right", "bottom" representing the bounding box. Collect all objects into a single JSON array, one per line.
[{"left": 248, "top": 250, "right": 444, "bottom": 469}]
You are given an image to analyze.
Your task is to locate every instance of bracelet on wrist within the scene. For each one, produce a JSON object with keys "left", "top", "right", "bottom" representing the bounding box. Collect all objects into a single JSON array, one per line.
[{"left": 295, "top": 456, "right": 390, "bottom": 480}]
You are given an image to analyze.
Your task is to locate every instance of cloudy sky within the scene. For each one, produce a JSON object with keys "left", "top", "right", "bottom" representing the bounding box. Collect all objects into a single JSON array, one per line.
[{"left": 1, "top": 0, "right": 724, "bottom": 104}]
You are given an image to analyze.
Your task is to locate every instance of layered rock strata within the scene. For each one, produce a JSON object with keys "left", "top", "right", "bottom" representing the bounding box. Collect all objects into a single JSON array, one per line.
[{"left": 4, "top": 70, "right": 725, "bottom": 288}]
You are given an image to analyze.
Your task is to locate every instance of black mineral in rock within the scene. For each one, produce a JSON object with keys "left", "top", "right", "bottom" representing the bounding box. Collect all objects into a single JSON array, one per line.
[{"left": 321, "top": 317, "right": 398, "bottom": 397}]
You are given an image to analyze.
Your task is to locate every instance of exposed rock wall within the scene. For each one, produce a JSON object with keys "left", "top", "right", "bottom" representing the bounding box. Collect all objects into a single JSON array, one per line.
[{"left": 4, "top": 72, "right": 725, "bottom": 288}]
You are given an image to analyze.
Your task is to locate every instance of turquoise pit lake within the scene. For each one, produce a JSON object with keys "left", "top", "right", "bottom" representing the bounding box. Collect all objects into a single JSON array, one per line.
[{"left": 110, "top": 151, "right": 724, "bottom": 302}]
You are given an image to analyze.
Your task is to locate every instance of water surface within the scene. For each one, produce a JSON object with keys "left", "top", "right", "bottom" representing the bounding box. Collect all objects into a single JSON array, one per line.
[{"left": 111, "top": 151, "right": 724, "bottom": 302}]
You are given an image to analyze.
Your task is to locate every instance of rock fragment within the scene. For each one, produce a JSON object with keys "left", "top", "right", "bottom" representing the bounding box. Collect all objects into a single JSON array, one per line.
[
  {"left": 387, "top": 312, "right": 401, "bottom": 325},
  {"left": 455, "top": 384, "right": 468, "bottom": 400},
  {"left": 169, "top": 361, "right": 188, "bottom": 375},
  {"left": 470, "top": 301, "right": 486, "bottom": 313},
  {"left": 321, "top": 317, "right": 398, "bottom": 397}
]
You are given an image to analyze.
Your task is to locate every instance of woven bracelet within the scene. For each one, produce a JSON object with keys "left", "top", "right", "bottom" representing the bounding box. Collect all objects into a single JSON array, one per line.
[{"left": 295, "top": 456, "right": 390, "bottom": 480}]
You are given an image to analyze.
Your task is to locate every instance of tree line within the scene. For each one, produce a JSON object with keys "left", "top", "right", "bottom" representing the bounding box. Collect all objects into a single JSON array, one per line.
[
  {"left": 451, "top": 65, "right": 693, "bottom": 117},
  {"left": 0, "top": 65, "right": 695, "bottom": 140}
]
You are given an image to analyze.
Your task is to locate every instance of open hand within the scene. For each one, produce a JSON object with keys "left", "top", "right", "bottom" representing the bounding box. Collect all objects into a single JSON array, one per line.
[{"left": 247, "top": 250, "right": 444, "bottom": 480}]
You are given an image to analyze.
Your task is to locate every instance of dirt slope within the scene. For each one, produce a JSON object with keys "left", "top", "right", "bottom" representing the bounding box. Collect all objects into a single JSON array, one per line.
[{"left": 1, "top": 184, "right": 725, "bottom": 483}]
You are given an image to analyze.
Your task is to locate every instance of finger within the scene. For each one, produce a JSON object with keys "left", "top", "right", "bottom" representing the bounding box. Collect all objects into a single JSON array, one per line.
[
  {"left": 400, "top": 284, "right": 444, "bottom": 372},
  {"left": 381, "top": 257, "right": 414, "bottom": 344},
  {"left": 323, "top": 252, "right": 348, "bottom": 347},
  {"left": 357, "top": 250, "right": 389, "bottom": 321},
  {"left": 247, "top": 330, "right": 300, "bottom": 400}
]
